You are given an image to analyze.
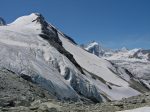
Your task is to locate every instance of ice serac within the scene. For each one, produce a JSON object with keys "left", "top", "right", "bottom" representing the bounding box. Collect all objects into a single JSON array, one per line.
[
  {"left": 0, "top": 13, "right": 102, "bottom": 102},
  {"left": 0, "top": 13, "right": 79, "bottom": 101}
]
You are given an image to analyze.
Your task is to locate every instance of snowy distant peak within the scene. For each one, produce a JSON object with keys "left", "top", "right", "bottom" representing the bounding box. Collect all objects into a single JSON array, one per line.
[
  {"left": 84, "top": 41, "right": 114, "bottom": 57},
  {"left": 131, "top": 49, "right": 150, "bottom": 60},
  {"left": 131, "top": 48, "right": 141, "bottom": 52},
  {"left": 120, "top": 47, "right": 128, "bottom": 52},
  {"left": 84, "top": 40, "right": 150, "bottom": 61},
  {"left": 89, "top": 41, "right": 99, "bottom": 46},
  {"left": 0, "top": 17, "right": 6, "bottom": 26},
  {"left": 84, "top": 41, "right": 103, "bottom": 56},
  {"left": 85, "top": 41, "right": 99, "bottom": 50},
  {"left": 104, "top": 48, "right": 150, "bottom": 61}
]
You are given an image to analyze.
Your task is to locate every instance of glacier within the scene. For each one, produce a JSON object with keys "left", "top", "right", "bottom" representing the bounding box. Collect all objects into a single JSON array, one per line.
[{"left": 0, "top": 13, "right": 148, "bottom": 103}]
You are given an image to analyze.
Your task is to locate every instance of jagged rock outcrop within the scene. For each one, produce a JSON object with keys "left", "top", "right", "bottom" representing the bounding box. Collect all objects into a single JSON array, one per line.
[
  {"left": 0, "top": 68, "right": 55, "bottom": 108},
  {"left": 0, "top": 17, "right": 6, "bottom": 26},
  {"left": 35, "top": 13, "right": 84, "bottom": 74}
]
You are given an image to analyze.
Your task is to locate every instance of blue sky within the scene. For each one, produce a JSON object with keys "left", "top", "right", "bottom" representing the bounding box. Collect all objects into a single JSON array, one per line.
[{"left": 0, "top": 0, "right": 150, "bottom": 49}]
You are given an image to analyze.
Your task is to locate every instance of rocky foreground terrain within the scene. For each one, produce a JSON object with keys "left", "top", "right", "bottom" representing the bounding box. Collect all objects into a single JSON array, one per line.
[{"left": 0, "top": 68, "right": 150, "bottom": 112}]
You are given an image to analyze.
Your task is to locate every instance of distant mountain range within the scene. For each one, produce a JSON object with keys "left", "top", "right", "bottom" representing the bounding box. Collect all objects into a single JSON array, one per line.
[
  {"left": 84, "top": 41, "right": 150, "bottom": 61},
  {"left": 84, "top": 41, "right": 150, "bottom": 90}
]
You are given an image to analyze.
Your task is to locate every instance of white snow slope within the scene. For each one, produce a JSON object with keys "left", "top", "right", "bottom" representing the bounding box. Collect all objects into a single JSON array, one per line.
[
  {"left": 104, "top": 49, "right": 150, "bottom": 89},
  {"left": 117, "top": 106, "right": 150, "bottom": 112},
  {"left": 85, "top": 41, "right": 150, "bottom": 90},
  {"left": 0, "top": 14, "right": 80, "bottom": 101},
  {"left": 0, "top": 13, "right": 103, "bottom": 102},
  {"left": 59, "top": 33, "right": 142, "bottom": 100},
  {"left": 0, "top": 13, "right": 146, "bottom": 102}
]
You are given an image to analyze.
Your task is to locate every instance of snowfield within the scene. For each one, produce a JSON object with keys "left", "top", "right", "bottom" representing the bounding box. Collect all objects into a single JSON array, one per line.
[
  {"left": 0, "top": 14, "right": 80, "bottom": 100},
  {"left": 104, "top": 49, "right": 150, "bottom": 90},
  {"left": 117, "top": 106, "right": 150, "bottom": 112},
  {"left": 59, "top": 34, "right": 141, "bottom": 100},
  {"left": 0, "top": 13, "right": 148, "bottom": 102},
  {"left": 85, "top": 41, "right": 150, "bottom": 90}
]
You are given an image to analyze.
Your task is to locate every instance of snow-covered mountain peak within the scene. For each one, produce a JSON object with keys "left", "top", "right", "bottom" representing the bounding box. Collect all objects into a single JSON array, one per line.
[
  {"left": 84, "top": 41, "right": 114, "bottom": 57},
  {"left": 85, "top": 41, "right": 148, "bottom": 61},
  {"left": 89, "top": 41, "right": 98, "bottom": 46},
  {"left": 84, "top": 41, "right": 102, "bottom": 56},
  {"left": 10, "top": 13, "right": 45, "bottom": 26},
  {"left": 85, "top": 41, "right": 99, "bottom": 49},
  {"left": 0, "top": 13, "right": 149, "bottom": 103},
  {"left": 120, "top": 47, "right": 128, "bottom": 52},
  {"left": 85, "top": 41, "right": 99, "bottom": 50}
]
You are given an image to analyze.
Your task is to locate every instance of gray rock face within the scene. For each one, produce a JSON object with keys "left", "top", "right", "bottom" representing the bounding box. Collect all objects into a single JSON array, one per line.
[
  {"left": 36, "top": 14, "right": 84, "bottom": 75},
  {"left": 0, "top": 17, "right": 6, "bottom": 26},
  {"left": 0, "top": 68, "right": 56, "bottom": 108}
]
